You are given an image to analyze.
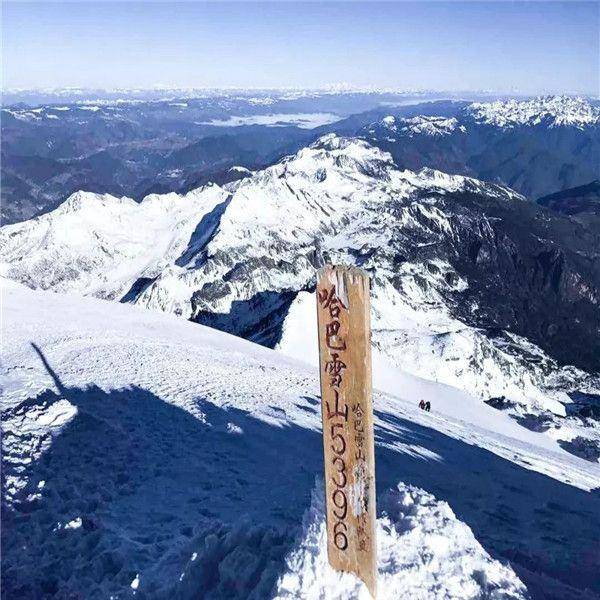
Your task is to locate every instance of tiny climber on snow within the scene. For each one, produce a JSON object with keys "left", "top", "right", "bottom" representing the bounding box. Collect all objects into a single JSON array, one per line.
[
  {"left": 425, "top": 401, "right": 431, "bottom": 412},
  {"left": 419, "top": 399, "right": 425, "bottom": 410}
]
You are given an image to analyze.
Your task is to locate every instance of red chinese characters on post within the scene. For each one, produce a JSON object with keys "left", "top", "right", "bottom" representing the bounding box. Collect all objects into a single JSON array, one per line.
[
  {"left": 318, "top": 284, "right": 350, "bottom": 552},
  {"left": 316, "top": 265, "right": 377, "bottom": 598}
]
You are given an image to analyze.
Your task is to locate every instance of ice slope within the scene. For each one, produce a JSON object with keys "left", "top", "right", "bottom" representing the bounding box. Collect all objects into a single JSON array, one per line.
[
  {"left": 2, "top": 283, "right": 600, "bottom": 599},
  {"left": 276, "top": 291, "right": 600, "bottom": 460}
]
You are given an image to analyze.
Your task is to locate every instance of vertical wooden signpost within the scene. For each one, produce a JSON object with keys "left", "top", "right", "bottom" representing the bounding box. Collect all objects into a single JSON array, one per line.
[{"left": 316, "top": 265, "right": 377, "bottom": 598}]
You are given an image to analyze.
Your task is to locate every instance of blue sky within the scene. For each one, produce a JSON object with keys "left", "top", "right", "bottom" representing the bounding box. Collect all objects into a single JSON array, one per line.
[{"left": 2, "top": 1, "right": 598, "bottom": 93}]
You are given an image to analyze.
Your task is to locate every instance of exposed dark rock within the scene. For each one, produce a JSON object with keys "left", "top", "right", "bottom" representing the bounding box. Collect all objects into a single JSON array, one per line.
[{"left": 558, "top": 437, "right": 600, "bottom": 462}]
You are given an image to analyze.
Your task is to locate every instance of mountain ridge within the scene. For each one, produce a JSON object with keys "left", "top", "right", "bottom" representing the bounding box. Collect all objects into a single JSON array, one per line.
[
  {"left": 360, "top": 96, "right": 600, "bottom": 199},
  {"left": 2, "top": 135, "right": 599, "bottom": 439},
  {"left": 3, "top": 94, "right": 598, "bottom": 224}
]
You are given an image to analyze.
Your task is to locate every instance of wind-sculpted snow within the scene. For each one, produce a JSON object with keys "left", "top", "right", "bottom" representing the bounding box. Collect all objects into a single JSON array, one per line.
[
  {"left": 2, "top": 284, "right": 600, "bottom": 598},
  {"left": 2, "top": 134, "right": 599, "bottom": 454}
]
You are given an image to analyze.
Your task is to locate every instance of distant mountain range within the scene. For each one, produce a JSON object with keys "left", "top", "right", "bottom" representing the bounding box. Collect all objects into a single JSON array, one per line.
[
  {"left": 0, "top": 98, "right": 313, "bottom": 224},
  {"left": 360, "top": 96, "right": 600, "bottom": 200},
  {"left": 2, "top": 94, "right": 598, "bottom": 225}
]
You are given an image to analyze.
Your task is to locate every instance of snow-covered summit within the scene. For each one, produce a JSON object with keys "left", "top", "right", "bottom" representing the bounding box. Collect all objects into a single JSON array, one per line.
[
  {"left": 284, "top": 133, "right": 396, "bottom": 176},
  {"left": 467, "top": 96, "right": 600, "bottom": 129},
  {"left": 228, "top": 165, "right": 253, "bottom": 175},
  {"left": 56, "top": 190, "right": 135, "bottom": 213},
  {"left": 233, "top": 133, "right": 496, "bottom": 203},
  {"left": 2, "top": 283, "right": 599, "bottom": 598},
  {"left": 0, "top": 184, "right": 228, "bottom": 298}
]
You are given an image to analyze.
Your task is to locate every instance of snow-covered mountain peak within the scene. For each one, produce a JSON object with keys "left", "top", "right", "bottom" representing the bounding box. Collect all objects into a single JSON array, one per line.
[
  {"left": 405, "top": 167, "right": 478, "bottom": 194},
  {"left": 52, "top": 184, "right": 225, "bottom": 218},
  {"left": 139, "top": 182, "right": 225, "bottom": 209},
  {"left": 57, "top": 190, "right": 136, "bottom": 214},
  {"left": 363, "top": 115, "right": 464, "bottom": 141},
  {"left": 2, "top": 134, "right": 598, "bottom": 436},
  {"left": 467, "top": 95, "right": 600, "bottom": 129},
  {"left": 1, "top": 134, "right": 517, "bottom": 320},
  {"left": 363, "top": 97, "right": 598, "bottom": 141},
  {"left": 0, "top": 185, "right": 229, "bottom": 298},
  {"left": 228, "top": 165, "right": 253, "bottom": 175},
  {"left": 206, "top": 136, "right": 507, "bottom": 263},
  {"left": 404, "top": 115, "right": 462, "bottom": 136},
  {"left": 358, "top": 96, "right": 600, "bottom": 201},
  {"left": 242, "top": 134, "right": 486, "bottom": 200},
  {"left": 286, "top": 133, "right": 395, "bottom": 174}
]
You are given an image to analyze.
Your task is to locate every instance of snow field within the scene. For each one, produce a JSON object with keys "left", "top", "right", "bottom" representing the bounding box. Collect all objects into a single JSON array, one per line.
[{"left": 2, "top": 283, "right": 599, "bottom": 598}]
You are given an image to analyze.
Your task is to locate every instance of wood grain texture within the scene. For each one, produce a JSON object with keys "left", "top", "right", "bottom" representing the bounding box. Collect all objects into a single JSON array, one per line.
[{"left": 316, "top": 265, "right": 377, "bottom": 598}]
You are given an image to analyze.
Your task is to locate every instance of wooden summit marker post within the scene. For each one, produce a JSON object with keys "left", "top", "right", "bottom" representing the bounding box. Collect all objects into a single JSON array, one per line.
[{"left": 316, "top": 265, "right": 377, "bottom": 597}]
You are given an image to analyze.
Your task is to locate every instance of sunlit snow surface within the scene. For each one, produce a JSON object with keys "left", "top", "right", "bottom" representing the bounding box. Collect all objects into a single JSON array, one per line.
[
  {"left": 2, "top": 282, "right": 599, "bottom": 598},
  {"left": 275, "top": 481, "right": 526, "bottom": 600}
]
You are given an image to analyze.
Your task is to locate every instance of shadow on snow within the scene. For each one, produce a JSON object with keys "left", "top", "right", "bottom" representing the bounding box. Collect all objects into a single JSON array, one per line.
[{"left": 2, "top": 344, "right": 599, "bottom": 599}]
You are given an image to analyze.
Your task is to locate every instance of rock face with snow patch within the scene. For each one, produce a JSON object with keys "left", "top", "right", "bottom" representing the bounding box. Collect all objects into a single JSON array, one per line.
[{"left": 537, "top": 180, "right": 600, "bottom": 218}]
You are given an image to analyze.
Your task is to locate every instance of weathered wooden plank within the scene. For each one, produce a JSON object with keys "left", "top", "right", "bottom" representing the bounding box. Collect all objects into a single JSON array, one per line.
[{"left": 316, "top": 264, "right": 377, "bottom": 598}]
